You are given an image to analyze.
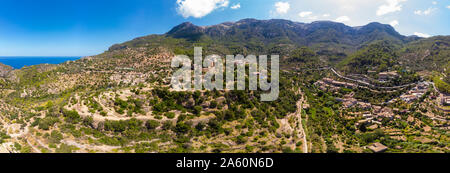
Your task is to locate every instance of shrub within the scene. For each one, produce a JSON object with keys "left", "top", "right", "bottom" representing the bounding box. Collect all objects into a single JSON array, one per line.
[
  {"left": 82, "top": 116, "right": 94, "bottom": 127},
  {"left": 38, "top": 116, "right": 59, "bottom": 130},
  {"left": 193, "top": 106, "right": 202, "bottom": 115},
  {"left": 236, "top": 135, "right": 247, "bottom": 144},
  {"left": 146, "top": 120, "right": 160, "bottom": 130},
  {"left": 62, "top": 109, "right": 81, "bottom": 124},
  {"left": 175, "top": 122, "right": 191, "bottom": 134},
  {"left": 209, "top": 101, "right": 218, "bottom": 108},
  {"left": 100, "top": 111, "right": 108, "bottom": 117},
  {"left": 165, "top": 112, "right": 176, "bottom": 119},
  {"left": 49, "top": 130, "right": 63, "bottom": 144},
  {"left": 162, "top": 121, "right": 174, "bottom": 130},
  {"left": 103, "top": 118, "right": 143, "bottom": 133}
]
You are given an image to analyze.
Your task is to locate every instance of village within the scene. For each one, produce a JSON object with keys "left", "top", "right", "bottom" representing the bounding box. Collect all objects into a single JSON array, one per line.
[{"left": 313, "top": 70, "right": 449, "bottom": 153}]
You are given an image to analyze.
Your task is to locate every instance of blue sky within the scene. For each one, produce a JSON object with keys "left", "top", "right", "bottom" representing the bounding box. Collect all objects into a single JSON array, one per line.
[{"left": 0, "top": 0, "right": 449, "bottom": 56}]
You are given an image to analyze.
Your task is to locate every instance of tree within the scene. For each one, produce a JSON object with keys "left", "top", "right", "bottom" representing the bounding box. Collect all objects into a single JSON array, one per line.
[
  {"left": 195, "top": 123, "right": 206, "bottom": 131},
  {"left": 193, "top": 106, "right": 202, "bottom": 115},
  {"left": 62, "top": 109, "right": 81, "bottom": 124},
  {"left": 209, "top": 101, "right": 218, "bottom": 108},
  {"left": 146, "top": 120, "right": 160, "bottom": 130},
  {"left": 38, "top": 116, "right": 59, "bottom": 130},
  {"left": 175, "top": 122, "right": 191, "bottom": 134},
  {"left": 162, "top": 121, "right": 174, "bottom": 130},
  {"left": 224, "top": 110, "right": 235, "bottom": 121},
  {"left": 165, "top": 112, "right": 176, "bottom": 119},
  {"left": 49, "top": 130, "right": 63, "bottom": 144},
  {"left": 82, "top": 116, "right": 94, "bottom": 127}
]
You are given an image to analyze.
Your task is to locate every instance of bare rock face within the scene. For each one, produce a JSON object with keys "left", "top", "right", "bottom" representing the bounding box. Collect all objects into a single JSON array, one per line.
[{"left": 0, "top": 63, "right": 13, "bottom": 77}]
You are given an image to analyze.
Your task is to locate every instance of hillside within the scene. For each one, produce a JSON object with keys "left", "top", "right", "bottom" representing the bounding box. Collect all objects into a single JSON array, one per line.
[
  {"left": 338, "top": 41, "right": 400, "bottom": 74},
  {"left": 0, "top": 63, "right": 12, "bottom": 77},
  {"left": 400, "top": 36, "right": 450, "bottom": 80}
]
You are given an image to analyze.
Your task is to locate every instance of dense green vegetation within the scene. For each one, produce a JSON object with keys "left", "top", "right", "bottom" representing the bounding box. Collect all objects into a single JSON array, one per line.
[
  {"left": 338, "top": 41, "right": 399, "bottom": 74},
  {"left": 0, "top": 130, "right": 10, "bottom": 144},
  {"left": 401, "top": 36, "right": 450, "bottom": 75},
  {"left": 433, "top": 76, "right": 450, "bottom": 94}
]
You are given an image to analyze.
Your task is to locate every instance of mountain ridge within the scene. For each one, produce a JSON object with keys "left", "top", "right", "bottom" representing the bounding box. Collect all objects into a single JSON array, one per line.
[{"left": 110, "top": 18, "right": 420, "bottom": 54}]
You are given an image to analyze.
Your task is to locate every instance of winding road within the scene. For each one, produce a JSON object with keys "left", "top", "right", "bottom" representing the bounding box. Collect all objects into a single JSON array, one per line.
[
  {"left": 329, "top": 68, "right": 417, "bottom": 90},
  {"left": 297, "top": 99, "right": 308, "bottom": 153},
  {"left": 292, "top": 89, "right": 308, "bottom": 153}
]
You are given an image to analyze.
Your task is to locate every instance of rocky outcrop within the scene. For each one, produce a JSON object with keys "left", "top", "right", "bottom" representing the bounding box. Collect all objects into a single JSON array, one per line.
[{"left": 0, "top": 63, "right": 12, "bottom": 77}]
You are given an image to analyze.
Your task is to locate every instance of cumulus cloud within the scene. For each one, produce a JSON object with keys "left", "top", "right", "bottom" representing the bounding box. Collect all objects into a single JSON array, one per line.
[
  {"left": 322, "top": 14, "right": 330, "bottom": 17},
  {"left": 275, "top": 2, "right": 290, "bottom": 14},
  {"left": 389, "top": 20, "right": 399, "bottom": 27},
  {"left": 298, "top": 11, "right": 313, "bottom": 17},
  {"left": 176, "top": 0, "right": 229, "bottom": 18},
  {"left": 231, "top": 3, "right": 241, "bottom": 9},
  {"left": 414, "top": 7, "right": 437, "bottom": 16},
  {"left": 432, "top": 1, "right": 437, "bottom": 5},
  {"left": 376, "top": 0, "right": 407, "bottom": 16},
  {"left": 335, "top": 16, "right": 350, "bottom": 23},
  {"left": 447, "top": 6, "right": 450, "bottom": 9},
  {"left": 414, "top": 32, "right": 431, "bottom": 38}
]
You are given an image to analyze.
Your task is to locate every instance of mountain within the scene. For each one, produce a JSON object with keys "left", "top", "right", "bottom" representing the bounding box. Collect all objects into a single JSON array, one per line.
[
  {"left": 110, "top": 19, "right": 417, "bottom": 56},
  {"left": 166, "top": 19, "right": 410, "bottom": 46},
  {"left": 109, "top": 19, "right": 448, "bottom": 79}
]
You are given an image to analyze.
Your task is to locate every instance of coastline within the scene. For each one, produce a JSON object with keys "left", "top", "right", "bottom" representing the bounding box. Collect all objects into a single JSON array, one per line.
[{"left": 0, "top": 56, "right": 82, "bottom": 69}]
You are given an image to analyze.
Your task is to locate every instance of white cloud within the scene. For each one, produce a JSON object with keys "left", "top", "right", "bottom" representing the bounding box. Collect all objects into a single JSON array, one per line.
[
  {"left": 414, "top": 32, "right": 431, "bottom": 38},
  {"left": 376, "top": 0, "right": 407, "bottom": 16},
  {"left": 298, "top": 11, "right": 313, "bottom": 17},
  {"left": 446, "top": 5, "right": 450, "bottom": 9},
  {"left": 176, "top": 0, "right": 229, "bottom": 18},
  {"left": 335, "top": 16, "right": 350, "bottom": 23},
  {"left": 330, "top": 0, "right": 379, "bottom": 11},
  {"left": 275, "top": 2, "right": 290, "bottom": 14},
  {"left": 389, "top": 20, "right": 399, "bottom": 27},
  {"left": 308, "top": 16, "right": 319, "bottom": 20},
  {"left": 414, "top": 7, "right": 437, "bottom": 16},
  {"left": 432, "top": 1, "right": 437, "bottom": 5},
  {"left": 322, "top": 14, "right": 330, "bottom": 17},
  {"left": 231, "top": 3, "right": 240, "bottom": 9}
]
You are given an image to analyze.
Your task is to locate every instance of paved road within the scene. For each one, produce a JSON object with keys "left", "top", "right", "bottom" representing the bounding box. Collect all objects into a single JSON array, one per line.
[
  {"left": 329, "top": 68, "right": 417, "bottom": 90},
  {"left": 292, "top": 67, "right": 417, "bottom": 90}
]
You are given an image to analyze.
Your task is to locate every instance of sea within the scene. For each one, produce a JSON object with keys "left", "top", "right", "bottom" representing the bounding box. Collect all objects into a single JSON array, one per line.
[{"left": 0, "top": 56, "right": 82, "bottom": 69}]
